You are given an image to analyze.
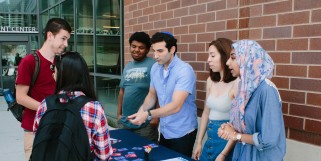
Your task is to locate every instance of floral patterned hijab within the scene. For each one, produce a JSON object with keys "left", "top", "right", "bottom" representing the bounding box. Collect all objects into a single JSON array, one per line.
[{"left": 230, "top": 40, "right": 275, "bottom": 133}]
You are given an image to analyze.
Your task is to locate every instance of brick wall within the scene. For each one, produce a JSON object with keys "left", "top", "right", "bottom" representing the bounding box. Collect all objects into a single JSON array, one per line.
[{"left": 124, "top": 0, "right": 321, "bottom": 146}]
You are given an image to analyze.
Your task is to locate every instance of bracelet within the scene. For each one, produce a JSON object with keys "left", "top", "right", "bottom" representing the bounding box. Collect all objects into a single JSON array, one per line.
[{"left": 220, "top": 153, "right": 226, "bottom": 157}]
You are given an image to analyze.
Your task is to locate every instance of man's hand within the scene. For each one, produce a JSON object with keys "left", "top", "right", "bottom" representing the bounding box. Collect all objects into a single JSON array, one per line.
[{"left": 128, "top": 110, "right": 148, "bottom": 125}]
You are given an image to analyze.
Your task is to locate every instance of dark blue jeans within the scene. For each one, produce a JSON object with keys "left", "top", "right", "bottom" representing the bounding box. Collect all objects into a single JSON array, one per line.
[{"left": 159, "top": 129, "right": 197, "bottom": 157}]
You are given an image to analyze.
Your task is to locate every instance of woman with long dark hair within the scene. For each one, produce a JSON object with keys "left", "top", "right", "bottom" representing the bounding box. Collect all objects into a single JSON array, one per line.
[
  {"left": 193, "top": 38, "right": 238, "bottom": 161},
  {"left": 33, "top": 52, "right": 112, "bottom": 160}
]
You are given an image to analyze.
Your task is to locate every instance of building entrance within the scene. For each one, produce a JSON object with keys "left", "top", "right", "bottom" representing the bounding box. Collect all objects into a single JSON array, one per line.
[{"left": 0, "top": 42, "right": 28, "bottom": 91}]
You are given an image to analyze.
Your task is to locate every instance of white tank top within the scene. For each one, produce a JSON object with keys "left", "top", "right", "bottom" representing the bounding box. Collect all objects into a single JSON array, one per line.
[{"left": 206, "top": 91, "right": 233, "bottom": 120}]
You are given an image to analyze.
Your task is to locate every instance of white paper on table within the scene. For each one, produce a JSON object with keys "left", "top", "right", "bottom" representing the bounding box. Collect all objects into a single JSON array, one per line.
[{"left": 161, "top": 157, "right": 189, "bottom": 161}]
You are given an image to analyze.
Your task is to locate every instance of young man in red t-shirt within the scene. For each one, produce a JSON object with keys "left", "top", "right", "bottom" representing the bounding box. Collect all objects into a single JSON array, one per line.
[{"left": 15, "top": 18, "right": 71, "bottom": 161}]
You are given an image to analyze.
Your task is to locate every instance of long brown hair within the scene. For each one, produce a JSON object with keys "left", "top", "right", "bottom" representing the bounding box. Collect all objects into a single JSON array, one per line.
[{"left": 209, "top": 38, "right": 236, "bottom": 83}]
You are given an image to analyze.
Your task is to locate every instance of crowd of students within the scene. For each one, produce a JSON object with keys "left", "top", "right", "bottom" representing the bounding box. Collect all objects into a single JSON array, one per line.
[{"left": 15, "top": 17, "right": 286, "bottom": 161}]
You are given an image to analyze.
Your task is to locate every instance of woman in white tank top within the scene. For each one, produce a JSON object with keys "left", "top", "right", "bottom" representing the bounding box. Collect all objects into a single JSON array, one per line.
[{"left": 193, "top": 38, "right": 238, "bottom": 161}]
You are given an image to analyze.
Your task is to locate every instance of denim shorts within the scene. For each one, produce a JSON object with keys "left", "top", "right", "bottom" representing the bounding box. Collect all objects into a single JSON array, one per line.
[{"left": 200, "top": 120, "right": 233, "bottom": 161}]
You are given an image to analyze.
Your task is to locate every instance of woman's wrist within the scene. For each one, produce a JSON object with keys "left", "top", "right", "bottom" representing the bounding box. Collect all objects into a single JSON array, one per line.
[{"left": 220, "top": 152, "right": 227, "bottom": 157}]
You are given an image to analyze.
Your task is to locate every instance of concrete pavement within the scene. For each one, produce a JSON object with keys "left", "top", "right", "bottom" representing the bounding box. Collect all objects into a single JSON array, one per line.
[{"left": 0, "top": 96, "right": 25, "bottom": 161}]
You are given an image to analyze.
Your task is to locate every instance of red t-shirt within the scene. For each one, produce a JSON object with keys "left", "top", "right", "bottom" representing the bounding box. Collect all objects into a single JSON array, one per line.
[{"left": 16, "top": 50, "right": 56, "bottom": 131}]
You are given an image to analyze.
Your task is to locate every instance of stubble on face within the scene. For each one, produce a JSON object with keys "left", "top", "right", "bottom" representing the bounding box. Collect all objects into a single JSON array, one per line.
[{"left": 152, "top": 41, "right": 174, "bottom": 68}]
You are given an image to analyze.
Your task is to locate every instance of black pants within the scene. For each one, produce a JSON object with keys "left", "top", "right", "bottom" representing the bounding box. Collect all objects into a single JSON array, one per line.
[{"left": 159, "top": 129, "right": 197, "bottom": 157}]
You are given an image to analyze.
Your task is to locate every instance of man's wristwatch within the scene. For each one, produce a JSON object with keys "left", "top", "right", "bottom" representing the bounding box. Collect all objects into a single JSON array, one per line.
[
  {"left": 235, "top": 133, "right": 242, "bottom": 142},
  {"left": 147, "top": 110, "right": 152, "bottom": 121}
]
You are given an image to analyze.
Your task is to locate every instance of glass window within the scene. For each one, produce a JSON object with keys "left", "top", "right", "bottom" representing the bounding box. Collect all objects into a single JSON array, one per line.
[
  {"left": 49, "top": 5, "right": 59, "bottom": 19},
  {"left": 0, "top": 1, "right": 9, "bottom": 12},
  {"left": 77, "top": 0, "right": 94, "bottom": 72},
  {"left": 24, "top": 0, "right": 37, "bottom": 13},
  {"left": 40, "top": 11, "right": 49, "bottom": 43},
  {"left": 77, "top": 0, "right": 93, "bottom": 32},
  {"left": 61, "top": 0, "right": 74, "bottom": 51},
  {"left": 0, "top": 14, "right": 23, "bottom": 27},
  {"left": 41, "top": 11, "right": 49, "bottom": 29},
  {"left": 66, "top": 34, "right": 74, "bottom": 51},
  {"left": 31, "top": 35, "right": 39, "bottom": 51},
  {"left": 0, "top": 13, "right": 9, "bottom": 26},
  {"left": 0, "top": 14, "right": 36, "bottom": 28},
  {"left": 96, "top": 0, "right": 121, "bottom": 75},
  {"left": 0, "top": 0, "right": 36, "bottom": 13},
  {"left": 40, "top": 0, "right": 48, "bottom": 11},
  {"left": 96, "top": 36, "right": 120, "bottom": 75},
  {"left": 96, "top": 0, "right": 120, "bottom": 35},
  {"left": 1, "top": 42, "right": 28, "bottom": 91},
  {"left": 41, "top": 0, "right": 59, "bottom": 12},
  {"left": 23, "top": 14, "right": 37, "bottom": 28},
  {"left": 61, "top": 0, "right": 74, "bottom": 33},
  {"left": 96, "top": 76, "right": 120, "bottom": 120},
  {"left": 77, "top": 35, "right": 94, "bottom": 72}
]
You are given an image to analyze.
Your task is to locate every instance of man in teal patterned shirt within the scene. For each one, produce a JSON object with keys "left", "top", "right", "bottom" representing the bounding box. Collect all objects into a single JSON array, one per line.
[{"left": 117, "top": 32, "right": 159, "bottom": 141}]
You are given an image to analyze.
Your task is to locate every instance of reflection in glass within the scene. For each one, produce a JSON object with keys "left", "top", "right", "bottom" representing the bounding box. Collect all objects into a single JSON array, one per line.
[
  {"left": 0, "top": 14, "right": 24, "bottom": 27},
  {"left": 1, "top": 43, "right": 27, "bottom": 91},
  {"left": 95, "top": 0, "right": 121, "bottom": 75},
  {"left": 65, "top": 34, "right": 74, "bottom": 51},
  {"left": 49, "top": 5, "right": 59, "bottom": 19},
  {"left": 0, "top": 13, "right": 36, "bottom": 27},
  {"left": 0, "top": 0, "right": 37, "bottom": 13},
  {"left": 41, "top": 0, "right": 59, "bottom": 12},
  {"left": 31, "top": 35, "right": 39, "bottom": 51},
  {"left": 96, "top": 76, "right": 120, "bottom": 119},
  {"left": 61, "top": 0, "right": 74, "bottom": 33},
  {"left": 77, "top": 35, "right": 94, "bottom": 72},
  {"left": 96, "top": 36, "right": 120, "bottom": 75},
  {"left": 23, "top": 14, "right": 37, "bottom": 28},
  {"left": 40, "top": 11, "right": 48, "bottom": 43},
  {"left": 77, "top": 0, "right": 93, "bottom": 34},
  {"left": 96, "top": 0, "right": 120, "bottom": 36}
]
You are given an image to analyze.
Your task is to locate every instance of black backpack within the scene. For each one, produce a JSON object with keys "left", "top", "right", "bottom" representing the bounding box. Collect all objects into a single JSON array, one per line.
[
  {"left": 8, "top": 52, "right": 40, "bottom": 122},
  {"left": 30, "top": 94, "right": 94, "bottom": 161}
]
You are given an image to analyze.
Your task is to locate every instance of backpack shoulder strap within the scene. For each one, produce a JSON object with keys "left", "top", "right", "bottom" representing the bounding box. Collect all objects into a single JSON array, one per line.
[
  {"left": 44, "top": 94, "right": 65, "bottom": 111},
  {"left": 31, "top": 51, "right": 40, "bottom": 87},
  {"left": 45, "top": 94, "right": 93, "bottom": 112},
  {"left": 72, "top": 96, "right": 94, "bottom": 111}
]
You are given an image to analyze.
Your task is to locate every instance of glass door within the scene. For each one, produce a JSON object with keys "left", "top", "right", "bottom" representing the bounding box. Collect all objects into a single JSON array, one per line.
[{"left": 0, "top": 42, "right": 28, "bottom": 91}]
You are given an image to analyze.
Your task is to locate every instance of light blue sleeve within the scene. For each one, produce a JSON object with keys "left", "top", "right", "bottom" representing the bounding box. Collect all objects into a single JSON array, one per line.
[
  {"left": 252, "top": 84, "right": 284, "bottom": 151},
  {"left": 174, "top": 65, "right": 196, "bottom": 94}
]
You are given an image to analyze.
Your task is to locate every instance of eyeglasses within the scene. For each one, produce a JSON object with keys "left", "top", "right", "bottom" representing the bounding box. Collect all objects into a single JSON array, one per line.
[{"left": 50, "top": 64, "right": 55, "bottom": 71}]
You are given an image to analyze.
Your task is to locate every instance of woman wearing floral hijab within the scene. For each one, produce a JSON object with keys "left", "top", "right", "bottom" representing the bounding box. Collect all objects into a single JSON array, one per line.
[{"left": 218, "top": 40, "right": 286, "bottom": 161}]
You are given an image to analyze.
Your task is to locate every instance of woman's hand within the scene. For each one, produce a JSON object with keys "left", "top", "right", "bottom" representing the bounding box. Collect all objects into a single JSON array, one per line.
[
  {"left": 192, "top": 143, "right": 202, "bottom": 160},
  {"left": 218, "top": 123, "right": 236, "bottom": 140}
]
